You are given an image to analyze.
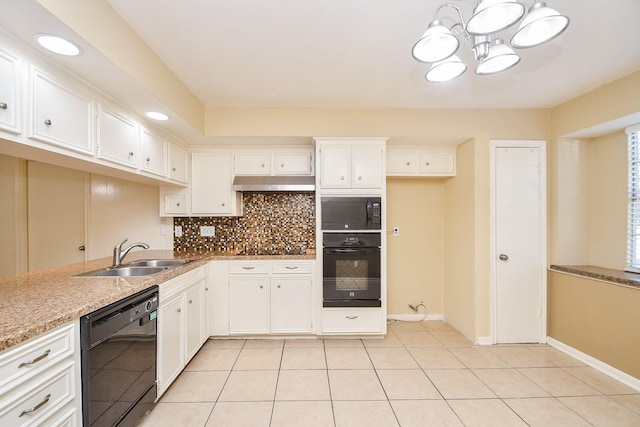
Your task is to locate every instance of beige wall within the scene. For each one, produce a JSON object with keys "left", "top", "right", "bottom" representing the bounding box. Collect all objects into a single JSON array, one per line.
[
  {"left": 0, "top": 154, "right": 26, "bottom": 276},
  {"left": 589, "top": 131, "right": 627, "bottom": 269},
  {"left": 386, "top": 177, "right": 446, "bottom": 316},
  {"left": 548, "top": 271, "right": 640, "bottom": 379}
]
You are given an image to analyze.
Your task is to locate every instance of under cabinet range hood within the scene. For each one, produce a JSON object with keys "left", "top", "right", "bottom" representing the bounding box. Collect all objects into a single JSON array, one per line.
[{"left": 232, "top": 176, "right": 315, "bottom": 192}]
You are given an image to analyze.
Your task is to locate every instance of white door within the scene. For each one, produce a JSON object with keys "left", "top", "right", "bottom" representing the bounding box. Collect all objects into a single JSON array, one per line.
[{"left": 492, "top": 142, "right": 546, "bottom": 343}]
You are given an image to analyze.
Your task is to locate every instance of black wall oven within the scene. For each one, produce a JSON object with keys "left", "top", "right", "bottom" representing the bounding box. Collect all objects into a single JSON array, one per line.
[
  {"left": 323, "top": 232, "right": 381, "bottom": 307},
  {"left": 321, "top": 197, "right": 381, "bottom": 230}
]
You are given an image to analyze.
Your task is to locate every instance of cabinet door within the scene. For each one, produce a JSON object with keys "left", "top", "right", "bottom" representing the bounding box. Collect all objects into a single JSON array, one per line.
[
  {"left": 234, "top": 151, "right": 270, "bottom": 175},
  {"left": 139, "top": 128, "right": 167, "bottom": 177},
  {"left": 274, "top": 150, "right": 312, "bottom": 175},
  {"left": 0, "top": 48, "right": 20, "bottom": 135},
  {"left": 352, "top": 145, "right": 383, "bottom": 188},
  {"left": 30, "top": 68, "right": 93, "bottom": 155},
  {"left": 191, "top": 152, "right": 233, "bottom": 215},
  {"left": 229, "top": 277, "right": 269, "bottom": 334},
  {"left": 163, "top": 191, "right": 188, "bottom": 215},
  {"left": 386, "top": 149, "right": 417, "bottom": 175},
  {"left": 271, "top": 277, "right": 312, "bottom": 333},
  {"left": 418, "top": 150, "right": 455, "bottom": 175},
  {"left": 97, "top": 106, "right": 137, "bottom": 169},
  {"left": 168, "top": 143, "right": 188, "bottom": 183},
  {"left": 157, "top": 295, "right": 184, "bottom": 395},
  {"left": 319, "top": 145, "right": 350, "bottom": 188},
  {"left": 184, "top": 281, "right": 205, "bottom": 363}
]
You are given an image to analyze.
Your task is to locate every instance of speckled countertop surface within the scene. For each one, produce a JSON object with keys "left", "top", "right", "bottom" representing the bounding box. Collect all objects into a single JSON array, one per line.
[
  {"left": 549, "top": 265, "right": 640, "bottom": 289},
  {"left": 0, "top": 249, "right": 315, "bottom": 351}
]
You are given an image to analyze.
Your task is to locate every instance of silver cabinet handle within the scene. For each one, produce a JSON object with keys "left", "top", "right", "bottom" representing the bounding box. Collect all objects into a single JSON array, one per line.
[
  {"left": 285, "top": 266, "right": 298, "bottom": 270},
  {"left": 499, "top": 254, "right": 509, "bottom": 261},
  {"left": 44, "top": 119, "right": 52, "bottom": 126},
  {"left": 242, "top": 266, "right": 255, "bottom": 270},
  {"left": 345, "top": 315, "right": 358, "bottom": 320},
  {"left": 19, "top": 394, "right": 50, "bottom": 417},
  {"left": 18, "top": 349, "right": 50, "bottom": 368},
  {"left": 0, "top": 102, "right": 7, "bottom": 109}
]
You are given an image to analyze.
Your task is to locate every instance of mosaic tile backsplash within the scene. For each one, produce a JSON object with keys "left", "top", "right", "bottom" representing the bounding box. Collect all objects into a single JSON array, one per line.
[{"left": 173, "top": 192, "right": 315, "bottom": 254}]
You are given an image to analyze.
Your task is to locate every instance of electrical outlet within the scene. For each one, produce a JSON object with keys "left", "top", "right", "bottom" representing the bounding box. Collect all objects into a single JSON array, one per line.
[
  {"left": 174, "top": 225, "right": 183, "bottom": 237},
  {"left": 392, "top": 226, "right": 400, "bottom": 236},
  {"left": 200, "top": 225, "right": 215, "bottom": 237}
]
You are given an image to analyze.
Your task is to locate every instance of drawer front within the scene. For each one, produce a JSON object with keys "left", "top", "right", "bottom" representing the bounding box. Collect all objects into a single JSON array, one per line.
[
  {"left": 322, "top": 309, "right": 383, "bottom": 333},
  {"left": 271, "top": 261, "right": 312, "bottom": 274},
  {"left": 0, "top": 360, "right": 76, "bottom": 426},
  {"left": 229, "top": 261, "right": 269, "bottom": 274},
  {"left": 0, "top": 323, "right": 75, "bottom": 390}
]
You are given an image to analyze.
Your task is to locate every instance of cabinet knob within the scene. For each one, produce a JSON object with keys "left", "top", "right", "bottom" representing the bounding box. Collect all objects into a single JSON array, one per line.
[
  {"left": 406, "top": 162, "right": 410, "bottom": 166},
  {"left": 280, "top": 163, "right": 285, "bottom": 168},
  {"left": 261, "top": 163, "right": 266, "bottom": 168},
  {"left": 176, "top": 202, "right": 181, "bottom": 207},
  {"left": 188, "top": 299, "right": 193, "bottom": 304},
  {"left": 357, "top": 176, "right": 362, "bottom": 180},
  {"left": 44, "top": 119, "right": 52, "bottom": 126},
  {"left": 146, "top": 157, "right": 151, "bottom": 162},
  {"left": 172, "top": 167, "right": 176, "bottom": 171},
  {"left": 205, "top": 287, "right": 209, "bottom": 291},
  {"left": 340, "top": 176, "right": 345, "bottom": 180},
  {"left": 259, "top": 285, "right": 264, "bottom": 289},
  {"left": 177, "top": 308, "right": 181, "bottom": 313},
  {"left": 277, "top": 284, "right": 281, "bottom": 288},
  {"left": 128, "top": 152, "right": 134, "bottom": 156},
  {"left": 425, "top": 162, "right": 430, "bottom": 166},
  {"left": 0, "top": 102, "right": 7, "bottom": 110},
  {"left": 221, "top": 202, "right": 226, "bottom": 207}
]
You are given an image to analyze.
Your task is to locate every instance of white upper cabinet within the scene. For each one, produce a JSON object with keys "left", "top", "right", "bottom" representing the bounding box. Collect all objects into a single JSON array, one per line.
[
  {"left": 234, "top": 147, "right": 313, "bottom": 176},
  {"left": 96, "top": 104, "right": 138, "bottom": 169},
  {"left": 234, "top": 151, "right": 271, "bottom": 175},
  {"left": 29, "top": 67, "right": 93, "bottom": 155},
  {"left": 0, "top": 48, "right": 20, "bottom": 135},
  {"left": 168, "top": 143, "right": 188, "bottom": 183},
  {"left": 139, "top": 127, "right": 168, "bottom": 177},
  {"left": 386, "top": 146, "right": 456, "bottom": 176},
  {"left": 191, "top": 151, "right": 241, "bottom": 216},
  {"left": 274, "top": 149, "right": 313, "bottom": 175},
  {"left": 316, "top": 138, "right": 386, "bottom": 190}
]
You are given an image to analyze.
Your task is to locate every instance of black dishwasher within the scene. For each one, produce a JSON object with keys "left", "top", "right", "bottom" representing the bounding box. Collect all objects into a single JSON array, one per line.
[{"left": 80, "top": 286, "right": 158, "bottom": 427}]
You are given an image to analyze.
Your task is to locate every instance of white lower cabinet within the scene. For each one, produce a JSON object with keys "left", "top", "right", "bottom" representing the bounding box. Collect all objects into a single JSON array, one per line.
[
  {"left": 321, "top": 308, "right": 383, "bottom": 334},
  {"left": 157, "top": 265, "right": 208, "bottom": 397},
  {"left": 0, "top": 322, "right": 81, "bottom": 427},
  {"left": 213, "top": 260, "right": 314, "bottom": 336}
]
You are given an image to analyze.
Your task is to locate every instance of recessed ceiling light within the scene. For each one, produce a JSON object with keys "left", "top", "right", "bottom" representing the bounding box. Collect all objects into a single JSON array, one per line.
[
  {"left": 146, "top": 111, "right": 170, "bottom": 121},
  {"left": 35, "top": 34, "right": 82, "bottom": 56}
]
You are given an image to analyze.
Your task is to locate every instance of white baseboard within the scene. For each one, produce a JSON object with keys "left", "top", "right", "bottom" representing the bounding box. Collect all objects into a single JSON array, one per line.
[
  {"left": 387, "top": 313, "right": 443, "bottom": 322},
  {"left": 476, "top": 336, "right": 493, "bottom": 346},
  {"left": 547, "top": 337, "right": 640, "bottom": 392}
]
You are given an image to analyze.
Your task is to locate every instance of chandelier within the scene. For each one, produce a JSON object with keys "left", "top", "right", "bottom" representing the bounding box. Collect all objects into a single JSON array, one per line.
[{"left": 412, "top": 1, "right": 570, "bottom": 82}]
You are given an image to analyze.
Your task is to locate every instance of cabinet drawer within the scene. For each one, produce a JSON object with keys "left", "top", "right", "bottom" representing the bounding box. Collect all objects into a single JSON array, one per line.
[
  {"left": 0, "top": 360, "right": 76, "bottom": 426},
  {"left": 0, "top": 323, "right": 75, "bottom": 390},
  {"left": 418, "top": 151, "right": 455, "bottom": 175},
  {"left": 229, "top": 261, "right": 269, "bottom": 274},
  {"left": 272, "top": 261, "right": 312, "bottom": 274},
  {"left": 322, "top": 308, "right": 383, "bottom": 333}
]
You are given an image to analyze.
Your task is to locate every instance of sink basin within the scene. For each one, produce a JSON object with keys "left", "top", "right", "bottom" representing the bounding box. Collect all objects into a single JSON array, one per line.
[
  {"left": 127, "top": 259, "right": 193, "bottom": 267},
  {"left": 75, "top": 266, "right": 168, "bottom": 277}
]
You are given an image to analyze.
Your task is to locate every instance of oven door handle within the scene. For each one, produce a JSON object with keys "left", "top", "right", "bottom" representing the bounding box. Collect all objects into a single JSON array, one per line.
[{"left": 324, "top": 247, "right": 379, "bottom": 254}]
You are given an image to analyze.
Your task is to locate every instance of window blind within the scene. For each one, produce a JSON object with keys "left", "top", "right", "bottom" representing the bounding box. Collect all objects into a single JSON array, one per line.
[{"left": 627, "top": 124, "right": 640, "bottom": 271}]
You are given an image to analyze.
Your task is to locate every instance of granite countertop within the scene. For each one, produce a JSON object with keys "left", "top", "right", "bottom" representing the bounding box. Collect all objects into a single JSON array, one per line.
[
  {"left": 549, "top": 265, "right": 640, "bottom": 289},
  {"left": 0, "top": 249, "right": 315, "bottom": 352}
]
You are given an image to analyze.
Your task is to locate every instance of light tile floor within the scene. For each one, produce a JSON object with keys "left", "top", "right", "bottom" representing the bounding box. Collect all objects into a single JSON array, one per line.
[{"left": 139, "top": 321, "right": 640, "bottom": 426}]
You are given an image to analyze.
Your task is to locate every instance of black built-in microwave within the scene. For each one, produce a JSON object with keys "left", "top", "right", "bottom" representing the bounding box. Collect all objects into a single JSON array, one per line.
[{"left": 321, "top": 197, "right": 382, "bottom": 230}]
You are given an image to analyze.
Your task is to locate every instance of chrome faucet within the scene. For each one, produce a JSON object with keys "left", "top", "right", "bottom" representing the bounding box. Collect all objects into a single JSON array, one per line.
[{"left": 112, "top": 238, "right": 150, "bottom": 267}]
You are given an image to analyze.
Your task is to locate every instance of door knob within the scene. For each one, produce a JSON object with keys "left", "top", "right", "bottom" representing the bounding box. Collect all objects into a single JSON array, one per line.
[{"left": 499, "top": 254, "right": 509, "bottom": 261}]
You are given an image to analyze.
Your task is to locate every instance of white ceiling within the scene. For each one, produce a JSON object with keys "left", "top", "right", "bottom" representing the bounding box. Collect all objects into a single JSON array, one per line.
[
  {"left": 104, "top": 0, "right": 640, "bottom": 109},
  {"left": 0, "top": 0, "right": 639, "bottom": 144}
]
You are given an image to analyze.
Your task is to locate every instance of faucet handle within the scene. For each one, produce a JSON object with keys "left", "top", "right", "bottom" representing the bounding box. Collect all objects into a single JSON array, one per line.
[{"left": 115, "top": 238, "right": 128, "bottom": 249}]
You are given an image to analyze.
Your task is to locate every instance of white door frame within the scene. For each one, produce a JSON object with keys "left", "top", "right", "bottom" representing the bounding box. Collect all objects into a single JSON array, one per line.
[{"left": 489, "top": 140, "right": 548, "bottom": 344}]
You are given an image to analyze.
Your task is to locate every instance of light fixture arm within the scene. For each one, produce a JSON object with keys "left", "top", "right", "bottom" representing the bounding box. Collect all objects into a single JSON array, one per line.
[{"left": 433, "top": 3, "right": 469, "bottom": 38}]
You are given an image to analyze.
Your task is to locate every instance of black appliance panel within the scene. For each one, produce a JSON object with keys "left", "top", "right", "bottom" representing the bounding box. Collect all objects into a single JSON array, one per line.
[{"left": 321, "top": 197, "right": 382, "bottom": 230}]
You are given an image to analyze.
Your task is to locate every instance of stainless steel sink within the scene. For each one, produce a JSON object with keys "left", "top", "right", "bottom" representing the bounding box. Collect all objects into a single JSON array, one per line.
[
  {"left": 75, "top": 266, "right": 169, "bottom": 277},
  {"left": 127, "top": 259, "right": 193, "bottom": 267}
]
